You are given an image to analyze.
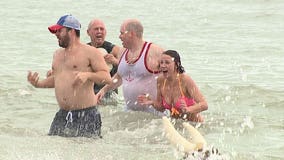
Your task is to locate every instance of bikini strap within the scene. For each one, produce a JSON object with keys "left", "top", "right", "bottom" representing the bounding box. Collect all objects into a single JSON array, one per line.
[
  {"left": 163, "top": 75, "right": 184, "bottom": 96},
  {"left": 177, "top": 74, "right": 185, "bottom": 97}
]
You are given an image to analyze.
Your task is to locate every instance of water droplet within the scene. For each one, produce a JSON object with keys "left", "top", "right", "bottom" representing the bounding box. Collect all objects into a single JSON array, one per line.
[{"left": 113, "top": 78, "right": 118, "bottom": 83}]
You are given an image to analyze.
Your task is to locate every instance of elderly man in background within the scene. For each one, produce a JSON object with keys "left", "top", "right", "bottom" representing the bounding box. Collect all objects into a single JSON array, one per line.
[{"left": 87, "top": 19, "right": 122, "bottom": 105}]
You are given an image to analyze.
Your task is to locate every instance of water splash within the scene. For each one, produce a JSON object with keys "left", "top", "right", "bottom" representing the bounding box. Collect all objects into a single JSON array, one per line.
[{"left": 239, "top": 116, "right": 254, "bottom": 134}]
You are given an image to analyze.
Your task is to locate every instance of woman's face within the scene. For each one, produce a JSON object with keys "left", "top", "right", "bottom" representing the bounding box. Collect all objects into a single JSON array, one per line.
[{"left": 159, "top": 54, "right": 176, "bottom": 77}]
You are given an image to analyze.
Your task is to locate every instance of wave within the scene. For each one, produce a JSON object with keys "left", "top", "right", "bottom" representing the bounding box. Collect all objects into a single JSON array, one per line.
[{"left": 203, "top": 83, "right": 284, "bottom": 108}]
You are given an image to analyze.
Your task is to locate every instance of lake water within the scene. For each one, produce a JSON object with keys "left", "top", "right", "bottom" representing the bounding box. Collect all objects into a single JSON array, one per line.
[{"left": 0, "top": 0, "right": 283, "bottom": 159}]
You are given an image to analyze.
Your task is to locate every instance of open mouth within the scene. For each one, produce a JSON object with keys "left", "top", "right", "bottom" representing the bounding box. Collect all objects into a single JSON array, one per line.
[
  {"left": 96, "top": 35, "right": 103, "bottom": 39},
  {"left": 161, "top": 70, "right": 168, "bottom": 74}
]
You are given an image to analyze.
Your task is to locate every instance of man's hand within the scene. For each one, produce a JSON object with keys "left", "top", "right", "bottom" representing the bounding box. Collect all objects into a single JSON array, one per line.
[{"left": 27, "top": 71, "right": 39, "bottom": 87}]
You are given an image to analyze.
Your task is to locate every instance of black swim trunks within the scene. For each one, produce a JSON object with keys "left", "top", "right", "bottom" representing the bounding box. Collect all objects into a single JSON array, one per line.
[{"left": 48, "top": 106, "right": 102, "bottom": 138}]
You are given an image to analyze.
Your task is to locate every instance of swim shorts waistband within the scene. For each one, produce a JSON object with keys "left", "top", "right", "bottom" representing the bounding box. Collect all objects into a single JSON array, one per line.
[{"left": 60, "top": 106, "right": 97, "bottom": 112}]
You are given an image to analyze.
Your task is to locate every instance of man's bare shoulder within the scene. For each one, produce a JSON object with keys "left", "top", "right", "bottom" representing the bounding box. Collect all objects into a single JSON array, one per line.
[
  {"left": 149, "top": 43, "right": 164, "bottom": 55},
  {"left": 150, "top": 43, "right": 163, "bottom": 49},
  {"left": 111, "top": 45, "right": 121, "bottom": 55},
  {"left": 82, "top": 43, "right": 103, "bottom": 56},
  {"left": 81, "top": 43, "right": 95, "bottom": 50},
  {"left": 53, "top": 48, "right": 64, "bottom": 56}
]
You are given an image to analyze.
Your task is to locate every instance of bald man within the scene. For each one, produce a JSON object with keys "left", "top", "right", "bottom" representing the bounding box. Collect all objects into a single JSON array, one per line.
[
  {"left": 87, "top": 19, "right": 122, "bottom": 105},
  {"left": 97, "top": 19, "right": 164, "bottom": 114}
]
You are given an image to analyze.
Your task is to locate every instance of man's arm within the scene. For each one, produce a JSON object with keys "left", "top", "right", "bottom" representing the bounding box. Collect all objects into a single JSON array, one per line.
[
  {"left": 146, "top": 44, "right": 164, "bottom": 72},
  {"left": 97, "top": 73, "right": 122, "bottom": 99},
  {"left": 89, "top": 47, "right": 112, "bottom": 85},
  {"left": 27, "top": 71, "right": 55, "bottom": 88},
  {"left": 105, "top": 45, "right": 123, "bottom": 66}
]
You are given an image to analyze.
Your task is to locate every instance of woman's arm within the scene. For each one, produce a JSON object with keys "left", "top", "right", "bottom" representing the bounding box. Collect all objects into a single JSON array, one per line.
[{"left": 183, "top": 75, "right": 208, "bottom": 114}]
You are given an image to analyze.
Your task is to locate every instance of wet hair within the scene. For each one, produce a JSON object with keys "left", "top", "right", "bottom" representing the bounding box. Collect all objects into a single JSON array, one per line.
[
  {"left": 163, "top": 50, "right": 185, "bottom": 73},
  {"left": 66, "top": 27, "right": 80, "bottom": 37}
]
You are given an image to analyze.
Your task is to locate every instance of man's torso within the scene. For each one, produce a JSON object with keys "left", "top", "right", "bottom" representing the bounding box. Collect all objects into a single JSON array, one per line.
[{"left": 52, "top": 44, "right": 97, "bottom": 110}]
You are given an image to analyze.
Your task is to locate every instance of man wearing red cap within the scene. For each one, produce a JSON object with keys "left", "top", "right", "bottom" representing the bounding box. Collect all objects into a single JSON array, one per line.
[{"left": 27, "top": 15, "right": 112, "bottom": 138}]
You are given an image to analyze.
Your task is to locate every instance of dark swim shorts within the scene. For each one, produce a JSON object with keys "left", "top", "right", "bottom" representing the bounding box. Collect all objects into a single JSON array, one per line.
[{"left": 48, "top": 106, "right": 102, "bottom": 138}]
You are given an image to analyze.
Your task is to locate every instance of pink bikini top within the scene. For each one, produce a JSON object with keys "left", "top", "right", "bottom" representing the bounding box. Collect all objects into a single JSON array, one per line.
[{"left": 162, "top": 75, "right": 195, "bottom": 111}]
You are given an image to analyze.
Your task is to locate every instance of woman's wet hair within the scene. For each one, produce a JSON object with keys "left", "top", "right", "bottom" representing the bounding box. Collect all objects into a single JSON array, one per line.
[{"left": 163, "top": 50, "right": 185, "bottom": 73}]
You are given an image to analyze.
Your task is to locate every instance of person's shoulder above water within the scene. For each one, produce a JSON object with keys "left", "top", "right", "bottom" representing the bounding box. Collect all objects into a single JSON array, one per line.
[
  {"left": 147, "top": 43, "right": 164, "bottom": 57},
  {"left": 144, "top": 43, "right": 164, "bottom": 72},
  {"left": 84, "top": 43, "right": 108, "bottom": 58}
]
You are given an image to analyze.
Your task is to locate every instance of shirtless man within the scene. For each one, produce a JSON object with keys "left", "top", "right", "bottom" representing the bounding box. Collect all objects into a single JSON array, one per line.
[
  {"left": 87, "top": 19, "right": 121, "bottom": 104},
  {"left": 27, "top": 15, "right": 111, "bottom": 137},
  {"left": 97, "top": 19, "right": 164, "bottom": 114}
]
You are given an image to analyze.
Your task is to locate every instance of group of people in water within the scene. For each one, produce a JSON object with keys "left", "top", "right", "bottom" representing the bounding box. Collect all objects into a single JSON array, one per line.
[{"left": 27, "top": 14, "right": 208, "bottom": 138}]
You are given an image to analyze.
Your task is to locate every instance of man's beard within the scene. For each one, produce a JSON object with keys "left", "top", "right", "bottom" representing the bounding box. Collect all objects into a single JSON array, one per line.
[{"left": 59, "top": 34, "right": 70, "bottom": 48}]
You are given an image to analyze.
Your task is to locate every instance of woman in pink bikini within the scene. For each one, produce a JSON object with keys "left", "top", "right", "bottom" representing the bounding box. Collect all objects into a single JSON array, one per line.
[{"left": 138, "top": 50, "right": 208, "bottom": 122}]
